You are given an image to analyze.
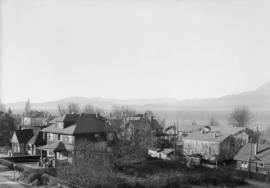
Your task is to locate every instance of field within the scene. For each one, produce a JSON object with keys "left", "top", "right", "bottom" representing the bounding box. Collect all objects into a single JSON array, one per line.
[{"left": 154, "top": 110, "right": 270, "bottom": 130}]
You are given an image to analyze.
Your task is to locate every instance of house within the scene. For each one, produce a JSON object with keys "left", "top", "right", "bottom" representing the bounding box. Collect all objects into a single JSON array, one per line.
[
  {"left": 38, "top": 114, "right": 80, "bottom": 164},
  {"left": 38, "top": 113, "right": 110, "bottom": 166},
  {"left": 121, "top": 115, "right": 163, "bottom": 143},
  {"left": 148, "top": 148, "right": 162, "bottom": 158},
  {"left": 107, "top": 118, "right": 125, "bottom": 140},
  {"left": 211, "top": 125, "right": 254, "bottom": 145},
  {"left": 11, "top": 129, "right": 34, "bottom": 156},
  {"left": 159, "top": 148, "right": 175, "bottom": 160},
  {"left": 234, "top": 143, "right": 270, "bottom": 174},
  {"left": 0, "top": 111, "right": 16, "bottom": 147},
  {"left": 183, "top": 129, "right": 241, "bottom": 162},
  {"left": 27, "top": 131, "right": 45, "bottom": 155},
  {"left": 148, "top": 148, "right": 175, "bottom": 160},
  {"left": 21, "top": 111, "right": 50, "bottom": 132}
]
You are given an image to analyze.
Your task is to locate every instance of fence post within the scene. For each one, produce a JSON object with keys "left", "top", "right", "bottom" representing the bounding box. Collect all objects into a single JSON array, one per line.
[{"left": 13, "top": 163, "right": 16, "bottom": 180}]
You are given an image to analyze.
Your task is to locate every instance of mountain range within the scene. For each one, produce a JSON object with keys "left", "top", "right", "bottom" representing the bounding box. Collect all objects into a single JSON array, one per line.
[{"left": 5, "top": 81, "right": 270, "bottom": 112}]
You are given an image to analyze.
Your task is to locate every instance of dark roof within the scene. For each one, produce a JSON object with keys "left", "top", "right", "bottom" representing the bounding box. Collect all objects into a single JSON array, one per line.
[
  {"left": 73, "top": 114, "right": 108, "bottom": 135},
  {"left": 27, "top": 131, "right": 44, "bottom": 145},
  {"left": 14, "top": 129, "right": 34, "bottom": 144},
  {"left": 55, "top": 114, "right": 80, "bottom": 122},
  {"left": 0, "top": 112, "right": 15, "bottom": 121},
  {"left": 108, "top": 119, "right": 124, "bottom": 131},
  {"left": 234, "top": 144, "right": 270, "bottom": 164}
]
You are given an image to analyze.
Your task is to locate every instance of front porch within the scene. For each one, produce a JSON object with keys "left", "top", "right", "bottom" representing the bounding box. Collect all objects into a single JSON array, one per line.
[{"left": 37, "top": 141, "right": 73, "bottom": 167}]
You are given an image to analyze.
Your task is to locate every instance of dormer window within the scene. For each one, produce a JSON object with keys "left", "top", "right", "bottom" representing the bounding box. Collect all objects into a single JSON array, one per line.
[{"left": 57, "top": 122, "right": 64, "bottom": 129}]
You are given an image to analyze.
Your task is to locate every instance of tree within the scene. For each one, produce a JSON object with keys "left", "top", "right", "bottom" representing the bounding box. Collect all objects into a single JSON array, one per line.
[
  {"left": 229, "top": 106, "right": 253, "bottom": 127},
  {"left": 83, "top": 104, "right": 96, "bottom": 114},
  {"left": 7, "top": 108, "right": 13, "bottom": 115},
  {"left": 111, "top": 105, "right": 136, "bottom": 118},
  {"left": 209, "top": 117, "right": 219, "bottom": 126},
  {"left": 57, "top": 104, "right": 67, "bottom": 116},
  {"left": 67, "top": 103, "right": 80, "bottom": 114},
  {"left": 24, "top": 99, "right": 31, "bottom": 115},
  {"left": 0, "top": 101, "right": 6, "bottom": 112}
]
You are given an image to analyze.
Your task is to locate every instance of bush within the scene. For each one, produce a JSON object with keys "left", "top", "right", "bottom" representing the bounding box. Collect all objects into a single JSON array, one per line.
[{"left": 19, "top": 168, "right": 56, "bottom": 185}]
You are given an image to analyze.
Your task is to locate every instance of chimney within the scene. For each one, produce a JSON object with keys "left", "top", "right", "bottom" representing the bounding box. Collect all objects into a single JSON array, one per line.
[
  {"left": 144, "top": 113, "right": 147, "bottom": 119},
  {"left": 109, "top": 112, "right": 112, "bottom": 118},
  {"left": 254, "top": 143, "right": 258, "bottom": 155},
  {"left": 149, "top": 116, "right": 153, "bottom": 123},
  {"left": 213, "top": 132, "right": 217, "bottom": 138},
  {"left": 96, "top": 113, "right": 99, "bottom": 118},
  {"left": 201, "top": 129, "right": 204, "bottom": 135}
]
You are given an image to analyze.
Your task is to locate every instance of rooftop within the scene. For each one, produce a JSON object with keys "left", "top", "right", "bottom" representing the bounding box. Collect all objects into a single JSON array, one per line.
[
  {"left": 183, "top": 130, "right": 231, "bottom": 143},
  {"left": 234, "top": 143, "right": 270, "bottom": 164}
]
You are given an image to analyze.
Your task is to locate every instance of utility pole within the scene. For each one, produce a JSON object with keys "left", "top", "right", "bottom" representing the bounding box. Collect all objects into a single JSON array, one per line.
[{"left": 174, "top": 122, "right": 177, "bottom": 161}]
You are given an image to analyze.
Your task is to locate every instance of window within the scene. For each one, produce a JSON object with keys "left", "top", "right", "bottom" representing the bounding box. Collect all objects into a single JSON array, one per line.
[
  {"left": 48, "top": 133, "right": 54, "bottom": 141},
  {"left": 258, "top": 163, "right": 264, "bottom": 168},
  {"left": 241, "top": 161, "right": 249, "bottom": 168},
  {"left": 67, "top": 136, "right": 73, "bottom": 144}
]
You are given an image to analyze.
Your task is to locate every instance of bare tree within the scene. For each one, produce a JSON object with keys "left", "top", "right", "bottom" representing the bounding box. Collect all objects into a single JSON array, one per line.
[
  {"left": 57, "top": 104, "right": 67, "bottom": 116},
  {"left": 111, "top": 105, "right": 136, "bottom": 118},
  {"left": 229, "top": 106, "right": 253, "bottom": 127},
  {"left": 67, "top": 103, "right": 80, "bottom": 114},
  {"left": 7, "top": 108, "right": 13, "bottom": 115},
  {"left": 0, "top": 101, "right": 6, "bottom": 112},
  {"left": 209, "top": 117, "right": 219, "bottom": 126},
  {"left": 83, "top": 104, "right": 96, "bottom": 114}
]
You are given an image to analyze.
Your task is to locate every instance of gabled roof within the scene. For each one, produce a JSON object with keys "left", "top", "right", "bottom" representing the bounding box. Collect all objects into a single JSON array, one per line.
[
  {"left": 0, "top": 111, "right": 15, "bottom": 121},
  {"left": 13, "top": 129, "right": 34, "bottom": 144},
  {"left": 127, "top": 118, "right": 162, "bottom": 130},
  {"left": 42, "top": 124, "right": 76, "bottom": 135},
  {"left": 183, "top": 130, "right": 231, "bottom": 143},
  {"left": 234, "top": 144, "right": 270, "bottom": 164},
  {"left": 54, "top": 114, "right": 80, "bottom": 122},
  {"left": 211, "top": 125, "right": 253, "bottom": 136},
  {"left": 27, "top": 131, "right": 44, "bottom": 145},
  {"left": 73, "top": 114, "right": 108, "bottom": 135},
  {"left": 37, "top": 141, "right": 74, "bottom": 152},
  {"left": 108, "top": 119, "right": 124, "bottom": 131}
]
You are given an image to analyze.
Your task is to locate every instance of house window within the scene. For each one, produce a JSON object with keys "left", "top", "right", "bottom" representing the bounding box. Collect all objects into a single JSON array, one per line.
[
  {"left": 258, "top": 163, "right": 264, "bottom": 168},
  {"left": 48, "top": 133, "right": 54, "bottom": 141},
  {"left": 67, "top": 136, "right": 73, "bottom": 144},
  {"left": 241, "top": 161, "right": 249, "bottom": 168}
]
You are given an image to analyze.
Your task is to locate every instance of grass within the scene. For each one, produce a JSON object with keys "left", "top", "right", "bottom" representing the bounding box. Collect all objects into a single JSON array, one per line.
[{"left": 56, "top": 160, "right": 246, "bottom": 188}]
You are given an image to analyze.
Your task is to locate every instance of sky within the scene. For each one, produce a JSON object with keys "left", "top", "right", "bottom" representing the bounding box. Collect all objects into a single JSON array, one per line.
[{"left": 1, "top": 0, "right": 270, "bottom": 103}]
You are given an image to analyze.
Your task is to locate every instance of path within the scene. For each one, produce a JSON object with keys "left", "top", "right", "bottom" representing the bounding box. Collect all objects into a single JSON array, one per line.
[{"left": 0, "top": 164, "right": 28, "bottom": 188}]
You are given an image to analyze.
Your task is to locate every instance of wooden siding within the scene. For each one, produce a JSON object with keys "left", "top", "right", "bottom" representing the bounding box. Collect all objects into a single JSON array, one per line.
[
  {"left": 183, "top": 136, "right": 240, "bottom": 161},
  {"left": 183, "top": 140, "right": 219, "bottom": 161}
]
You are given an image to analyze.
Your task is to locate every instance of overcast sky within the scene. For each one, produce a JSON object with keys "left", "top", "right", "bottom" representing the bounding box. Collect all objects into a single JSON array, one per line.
[{"left": 1, "top": 0, "right": 270, "bottom": 103}]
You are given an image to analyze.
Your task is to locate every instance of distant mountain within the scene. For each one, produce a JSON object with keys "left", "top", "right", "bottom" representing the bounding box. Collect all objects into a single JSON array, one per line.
[
  {"left": 142, "top": 81, "right": 270, "bottom": 110},
  {"left": 5, "top": 81, "right": 270, "bottom": 112}
]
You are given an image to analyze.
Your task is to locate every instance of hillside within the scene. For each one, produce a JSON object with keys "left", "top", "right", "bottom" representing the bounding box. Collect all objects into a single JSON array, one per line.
[{"left": 5, "top": 81, "right": 270, "bottom": 112}]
